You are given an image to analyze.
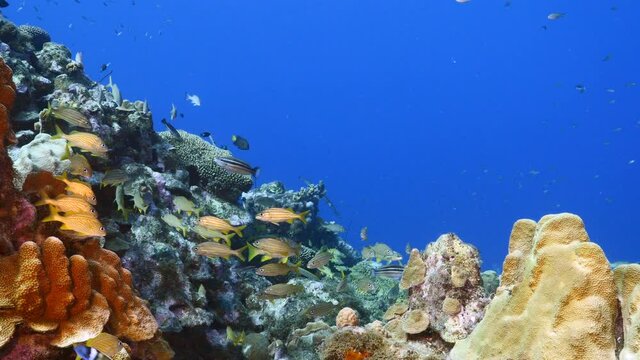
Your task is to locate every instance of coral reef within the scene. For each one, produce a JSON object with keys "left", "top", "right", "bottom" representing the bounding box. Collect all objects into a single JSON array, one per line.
[
  {"left": 614, "top": 264, "right": 640, "bottom": 359},
  {"left": 160, "top": 130, "right": 252, "bottom": 202},
  {"left": 9, "top": 133, "right": 69, "bottom": 189},
  {"left": 336, "top": 307, "right": 359, "bottom": 328},
  {"left": 449, "top": 214, "right": 618, "bottom": 360}
]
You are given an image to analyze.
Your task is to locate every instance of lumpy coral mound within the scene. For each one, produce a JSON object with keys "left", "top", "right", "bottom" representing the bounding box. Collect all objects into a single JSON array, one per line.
[
  {"left": 0, "top": 237, "right": 158, "bottom": 349},
  {"left": 449, "top": 213, "right": 618, "bottom": 360}
]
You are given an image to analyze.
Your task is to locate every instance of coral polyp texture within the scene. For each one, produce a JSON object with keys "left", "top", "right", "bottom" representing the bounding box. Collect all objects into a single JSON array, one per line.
[
  {"left": 0, "top": 237, "right": 157, "bottom": 349},
  {"left": 449, "top": 213, "right": 618, "bottom": 360}
]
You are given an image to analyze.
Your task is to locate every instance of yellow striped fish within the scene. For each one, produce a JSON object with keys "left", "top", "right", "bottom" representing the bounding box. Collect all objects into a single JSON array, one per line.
[
  {"left": 35, "top": 192, "right": 97, "bottom": 217},
  {"left": 46, "top": 105, "right": 91, "bottom": 129},
  {"left": 54, "top": 124, "right": 109, "bottom": 159},
  {"left": 56, "top": 173, "right": 97, "bottom": 205},
  {"left": 255, "top": 208, "right": 309, "bottom": 225},
  {"left": 42, "top": 207, "right": 106, "bottom": 237},
  {"left": 198, "top": 216, "right": 246, "bottom": 237},
  {"left": 195, "top": 242, "right": 247, "bottom": 261}
]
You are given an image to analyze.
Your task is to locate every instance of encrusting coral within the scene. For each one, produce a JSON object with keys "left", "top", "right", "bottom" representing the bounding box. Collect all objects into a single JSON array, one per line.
[{"left": 449, "top": 213, "right": 618, "bottom": 360}]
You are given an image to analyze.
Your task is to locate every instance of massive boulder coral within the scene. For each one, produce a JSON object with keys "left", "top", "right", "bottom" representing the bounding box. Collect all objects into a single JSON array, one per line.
[
  {"left": 9, "top": 133, "right": 70, "bottom": 189},
  {"left": 0, "top": 237, "right": 158, "bottom": 350},
  {"left": 160, "top": 130, "right": 252, "bottom": 201},
  {"left": 449, "top": 213, "right": 618, "bottom": 360}
]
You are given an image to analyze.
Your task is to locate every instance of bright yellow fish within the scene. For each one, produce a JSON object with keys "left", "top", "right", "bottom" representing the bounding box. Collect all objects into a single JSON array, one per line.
[
  {"left": 56, "top": 173, "right": 97, "bottom": 205},
  {"left": 194, "top": 242, "right": 246, "bottom": 261},
  {"left": 54, "top": 124, "right": 109, "bottom": 159},
  {"left": 255, "top": 208, "right": 309, "bottom": 225},
  {"left": 42, "top": 207, "right": 106, "bottom": 237},
  {"left": 35, "top": 192, "right": 97, "bottom": 217},
  {"left": 198, "top": 216, "right": 246, "bottom": 237}
]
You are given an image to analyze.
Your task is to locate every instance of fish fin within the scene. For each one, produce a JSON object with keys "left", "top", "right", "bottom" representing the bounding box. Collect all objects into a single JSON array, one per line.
[
  {"left": 181, "top": 227, "right": 187, "bottom": 237},
  {"left": 376, "top": 256, "right": 381, "bottom": 263},
  {"left": 234, "top": 245, "right": 247, "bottom": 262},
  {"left": 234, "top": 225, "right": 246, "bottom": 238},
  {"left": 261, "top": 255, "right": 272, "bottom": 262},
  {"left": 41, "top": 206, "right": 60, "bottom": 223},
  {"left": 287, "top": 219, "right": 294, "bottom": 224},
  {"left": 271, "top": 221, "right": 280, "bottom": 226},
  {"left": 281, "top": 257, "right": 289, "bottom": 264},
  {"left": 298, "top": 210, "right": 310, "bottom": 224},
  {"left": 52, "top": 124, "right": 65, "bottom": 140},
  {"left": 247, "top": 243, "right": 260, "bottom": 262},
  {"left": 253, "top": 167, "right": 260, "bottom": 177},
  {"left": 34, "top": 190, "right": 51, "bottom": 206}
]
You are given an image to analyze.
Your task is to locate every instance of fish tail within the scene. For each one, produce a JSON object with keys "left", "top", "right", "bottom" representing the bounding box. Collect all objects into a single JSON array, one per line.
[
  {"left": 253, "top": 167, "right": 260, "bottom": 177},
  {"left": 261, "top": 255, "right": 272, "bottom": 262},
  {"left": 247, "top": 243, "right": 261, "bottom": 262},
  {"left": 234, "top": 225, "right": 246, "bottom": 238},
  {"left": 234, "top": 245, "right": 247, "bottom": 262},
  {"left": 34, "top": 191, "right": 52, "bottom": 207},
  {"left": 280, "top": 257, "right": 289, "bottom": 264},
  {"left": 61, "top": 143, "right": 70, "bottom": 160},
  {"left": 41, "top": 206, "right": 61, "bottom": 223},
  {"left": 52, "top": 124, "right": 66, "bottom": 140},
  {"left": 181, "top": 226, "right": 187, "bottom": 237},
  {"left": 298, "top": 210, "right": 310, "bottom": 224}
]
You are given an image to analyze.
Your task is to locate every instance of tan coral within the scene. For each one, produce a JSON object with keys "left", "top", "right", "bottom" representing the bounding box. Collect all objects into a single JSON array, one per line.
[
  {"left": 442, "top": 297, "right": 461, "bottom": 316},
  {"left": 614, "top": 264, "right": 640, "bottom": 359},
  {"left": 449, "top": 213, "right": 618, "bottom": 360},
  {"left": 401, "top": 309, "right": 429, "bottom": 335},
  {"left": 400, "top": 249, "right": 426, "bottom": 290},
  {"left": 336, "top": 307, "right": 359, "bottom": 328},
  {"left": 383, "top": 302, "right": 408, "bottom": 321}
]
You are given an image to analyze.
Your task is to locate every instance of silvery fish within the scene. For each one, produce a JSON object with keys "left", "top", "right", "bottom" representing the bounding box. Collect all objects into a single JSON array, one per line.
[{"left": 214, "top": 156, "right": 260, "bottom": 177}]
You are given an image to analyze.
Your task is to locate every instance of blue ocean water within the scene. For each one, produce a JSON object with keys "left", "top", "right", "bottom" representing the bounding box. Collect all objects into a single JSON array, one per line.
[{"left": 4, "top": 0, "right": 638, "bottom": 269}]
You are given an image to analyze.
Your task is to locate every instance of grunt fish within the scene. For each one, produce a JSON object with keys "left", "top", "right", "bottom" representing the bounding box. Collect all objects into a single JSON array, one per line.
[
  {"left": 100, "top": 169, "right": 128, "bottom": 188},
  {"left": 45, "top": 104, "right": 91, "bottom": 129},
  {"left": 69, "top": 153, "right": 93, "bottom": 178},
  {"left": 355, "top": 278, "right": 376, "bottom": 294},
  {"left": 256, "top": 261, "right": 301, "bottom": 277},
  {"left": 53, "top": 125, "right": 108, "bottom": 159},
  {"left": 192, "top": 225, "right": 235, "bottom": 246},
  {"left": 248, "top": 237, "right": 301, "bottom": 263},
  {"left": 303, "top": 301, "right": 337, "bottom": 318},
  {"left": 42, "top": 207, "right": 106, "bottom": 237},
  {"left": 195, "top": 242, "right": 246, "bottom": 261},
  {"left": 56, "top": 173, "right": 97, "bottom": 205},
  {"left": 132, "top": 190, "right": 148, "bottom": 214},
  {"left": 35, "top": 192, "right": 97, "bottom": 217},
  {"left": 199, "top": 216, "right": 246, "bottom": 237},
  {"left": 173, "top": 196, "right": 201, "bottom": 216},
  {"left": 261, "top": 283, "right": 304, "bottom": 297},
  {"left": 307, "top": 250, "right": 333, "bottom": 269},
  {"left": 362, "top": 243, "right": 403, "bottom": 264},
  {"left": 255, "top": 208, "right": 309, "bottom": 225},
  {"left": 161, "top": 214, "right": 187, "bottom": 236},
  {"left": 336, "top": 271, "right": 348, "bottom": 292},
  {"left": 114, "top": 185, "right": 129, "bottom": 221},
  {"left": 214, "top": 156, "right": 259, "bottom": 177},
  {"left": 231, "top": 135, "right": 250, "bottom": 150}
]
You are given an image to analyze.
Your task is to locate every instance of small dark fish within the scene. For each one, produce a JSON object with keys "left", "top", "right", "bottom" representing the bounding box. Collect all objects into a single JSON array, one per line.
[
  {"left": 0, "top": 0, "right": 8, "bottom": 8},
  {"left": 336, "top": 272, "right": 348, "bottom": 292},
  {"left": 575, "top": 84, "right": 586, "bottom": 93},
  {"left": 231, "top": 135, "right": 250, "bottom": 150},
  {"left": 200, "top": 132, "right": 211, "bottom": 137},
  {"left": 161, "top": 118, "right": 181, "bottom": 139},
  {"left": 214, "top": 157, "right": 259, "bottom": 177},
  {"left": 374, "top": 265, "right": 405, "bottom": 281},
  {"left": 100, "top": 63, "right": 110, "bottom": 72},
  {"left": 602, "top": 54, "right": 612, "bottom": 62},
  {"left": 303, "top": 301, "right": 337, "bottom": 318}
]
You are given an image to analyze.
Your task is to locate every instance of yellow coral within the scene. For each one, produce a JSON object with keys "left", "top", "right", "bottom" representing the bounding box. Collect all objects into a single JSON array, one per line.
[{"left": 399, "top": 249, "right": 426, "bottom": 290}]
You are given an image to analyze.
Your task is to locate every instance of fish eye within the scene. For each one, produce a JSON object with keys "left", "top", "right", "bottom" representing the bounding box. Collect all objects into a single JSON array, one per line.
[
  {"left": 100, "top": 227, "right": 105, "bottom": 231},
  {"left": 83, "top": 168, "right": 88, "bottom": 173}
]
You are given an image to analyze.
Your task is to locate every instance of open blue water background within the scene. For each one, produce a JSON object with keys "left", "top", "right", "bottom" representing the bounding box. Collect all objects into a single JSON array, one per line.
[{"left": 4, "top": 0, "right": 638, "bottom": 269}]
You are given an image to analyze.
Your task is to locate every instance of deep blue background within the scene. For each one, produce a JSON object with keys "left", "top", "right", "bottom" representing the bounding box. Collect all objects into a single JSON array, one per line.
[{"left": 4, "top": 0, "right": 639, "bottom": 269}]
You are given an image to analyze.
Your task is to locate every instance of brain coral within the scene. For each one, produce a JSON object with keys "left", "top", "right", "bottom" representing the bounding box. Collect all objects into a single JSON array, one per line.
[
  {"left": 449, "top": 213, "right": 618, "bottom": 360},
  {"left": 0, "top": 237, "right": 158, "bottom": 349},
  {"left": 160, "top": 130, "right": 252, "bottom": 201},
  {"left": 336, "top": 307, "right": 359, "bottom": 328}
]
